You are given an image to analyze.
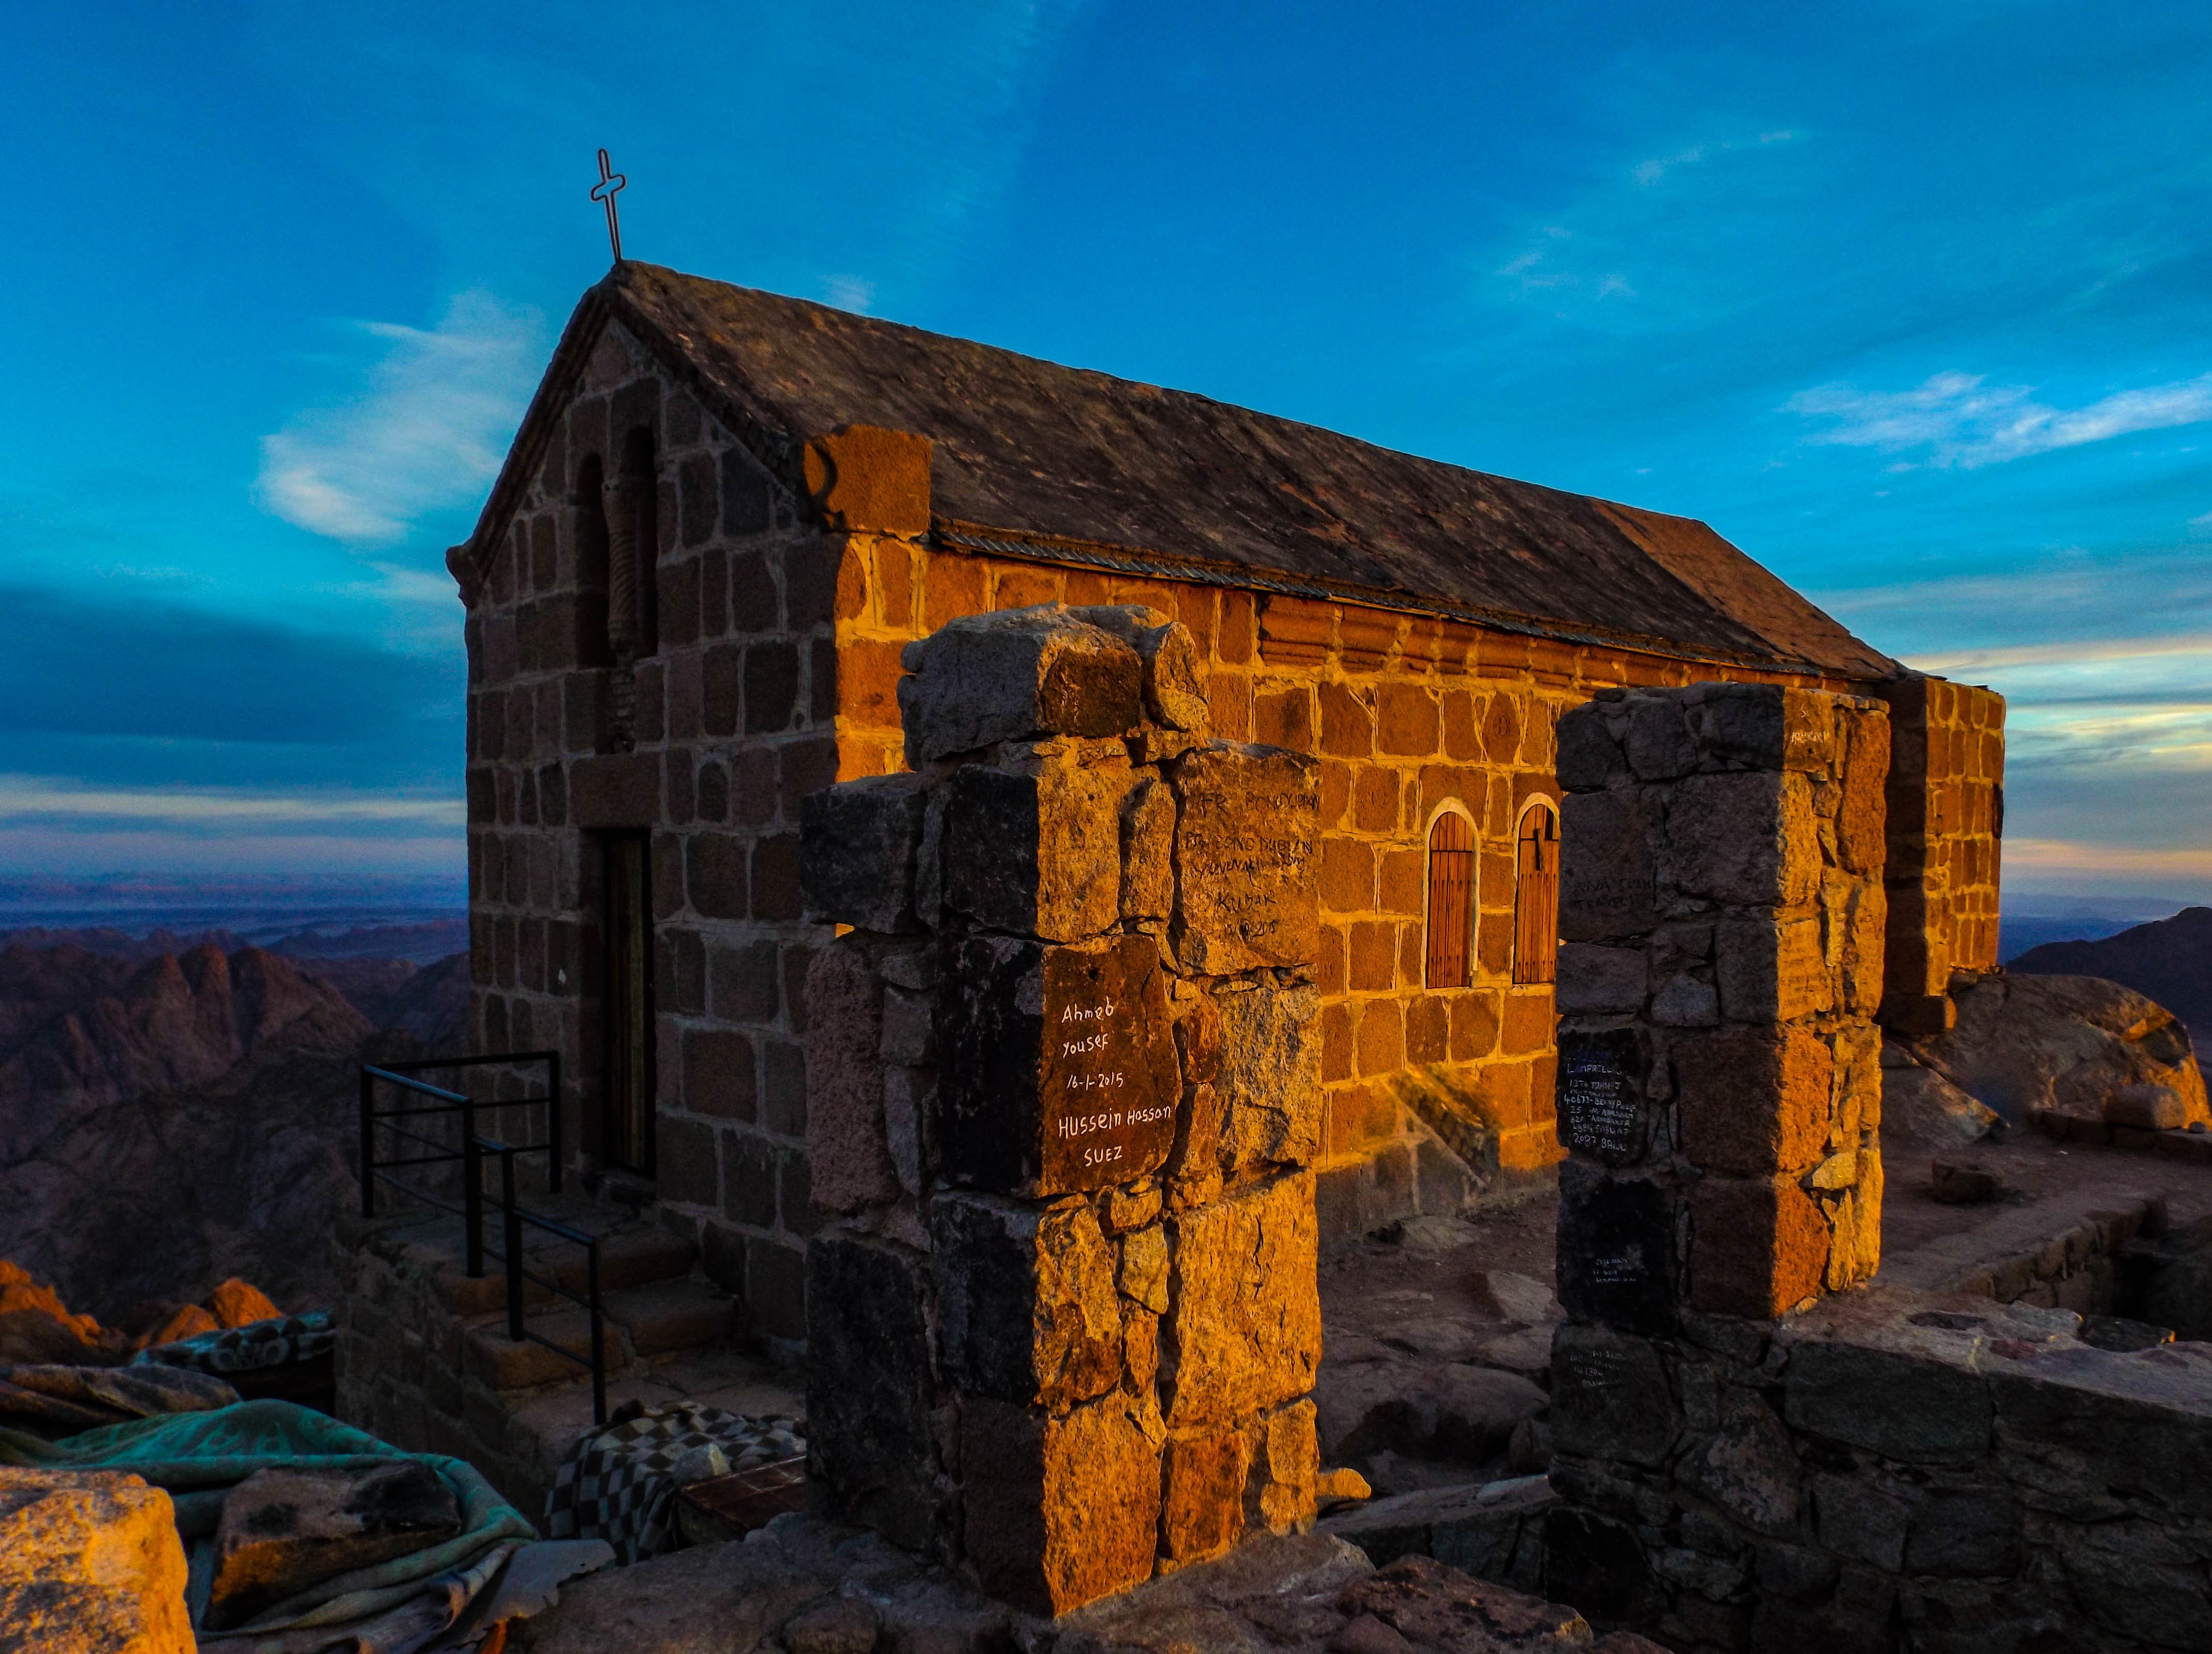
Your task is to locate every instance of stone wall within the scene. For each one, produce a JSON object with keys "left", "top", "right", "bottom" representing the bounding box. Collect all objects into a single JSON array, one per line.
[
  {"left": 799, "top": 604, "right": 1325, "bottom": 1615},
  {"left": 1545, "top": 681, "right": 2212, "bottom": 1652},
  {"left": 826, "top": 529, "right": 1871, "bottom": 1240},
  {"left": 458, "top": 317, "right": 837, "bottom": 1345},
  {"left": 1879, "top": 675, "right": 2004, "bottom": 1035},
  {"left": 1552, "top": 683, "right": 1891, "bottom": 1326},
  {"left": 1547, "top": 1293, "right": 2212, "bottom": 1651}
]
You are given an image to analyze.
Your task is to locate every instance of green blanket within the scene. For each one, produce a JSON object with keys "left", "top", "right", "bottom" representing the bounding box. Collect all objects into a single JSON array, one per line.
[{"left": 0, "top": 1399, "right": 537, "bottom": 1653}]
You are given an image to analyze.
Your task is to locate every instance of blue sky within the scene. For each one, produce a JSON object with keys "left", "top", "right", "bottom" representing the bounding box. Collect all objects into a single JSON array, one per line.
[{"left": 3, "top": 1, "right": 2209, "bottom": 903}]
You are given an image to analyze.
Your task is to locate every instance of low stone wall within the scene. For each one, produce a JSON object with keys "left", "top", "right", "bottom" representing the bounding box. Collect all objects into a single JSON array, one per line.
[{"left": 1548, "top": 1291, "right": 2212, "bottom": 1650}]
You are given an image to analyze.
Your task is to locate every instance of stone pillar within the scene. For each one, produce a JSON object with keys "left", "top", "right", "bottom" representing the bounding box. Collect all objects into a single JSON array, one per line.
[
  {"left": 1877, "top": 673, "right": 2006, "bottom": 1036},
  {"left": 1553, "top": 683, "right": 1888, "bottom": 1326},
  {"left": 1544, "top": 683, "right": 1888, "bottom": 1644},
  {"left": 799, "top": 602, "right": 1323, "bottom": 1617}
]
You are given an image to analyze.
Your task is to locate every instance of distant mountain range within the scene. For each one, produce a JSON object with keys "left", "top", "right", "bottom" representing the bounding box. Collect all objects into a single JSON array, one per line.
[
  {"left": 2009, "top": 907, "right": 2212, "bottom": 1038},
  {"left": 0, "top": 933, "right": 473, "bottom": 1320},
  {"left": 0, "top": 916, "right": 468, "bottom": 967}
]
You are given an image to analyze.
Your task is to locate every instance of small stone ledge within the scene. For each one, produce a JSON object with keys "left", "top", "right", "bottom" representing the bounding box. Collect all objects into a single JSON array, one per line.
[{"left": 1316, "top": 1475, "right": 1556, "bottom": 1589}]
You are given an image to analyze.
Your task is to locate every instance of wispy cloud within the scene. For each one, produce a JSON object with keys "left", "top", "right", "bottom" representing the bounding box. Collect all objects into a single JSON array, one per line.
[
  {"left": 822, "top": 275, "right": 876, "bottom": 314},
  {"left": 0, "top": 776, "right": 461, "bottom": 830},
  {"left": 1632, "top": 129, "right": 1801, "bottom": 186},
  {"left": 256, "top": 292, "right": 542, "bottom": 546},
  {"left": 1484, "top": 124, "right": 1810, "bottom": 325},
  {"left": 1787, "top": 370, "right": 2212, "bottom": 468}
]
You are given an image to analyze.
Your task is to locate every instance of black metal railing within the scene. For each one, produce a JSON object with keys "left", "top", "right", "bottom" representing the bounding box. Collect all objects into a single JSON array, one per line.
[
  {"left": 357, "top": 1051, "right": 606, "bottom": 1424},
  {"left": 358, "top": 1050, "right": 563, "bottom": 1222},
  {"left": 471, "top": 1135, "right": 607, "bottom": 1426}
]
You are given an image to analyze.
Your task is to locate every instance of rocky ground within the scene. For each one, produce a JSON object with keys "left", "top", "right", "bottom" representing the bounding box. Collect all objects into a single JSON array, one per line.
[
  {"left": 1316, "top": 1204, "right": 1560, "bottom": 1498},
  {"left": 510, "top": 1517, "right": 1664, "bottom": 1654}
]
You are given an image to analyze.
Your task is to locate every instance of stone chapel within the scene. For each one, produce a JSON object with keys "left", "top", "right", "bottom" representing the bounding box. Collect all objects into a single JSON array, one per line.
[{"left": 444, "top": 259, "right": 2005, "bottom": 1352}]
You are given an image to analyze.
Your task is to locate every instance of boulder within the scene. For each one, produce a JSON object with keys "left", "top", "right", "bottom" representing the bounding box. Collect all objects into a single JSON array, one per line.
[
  {"left": 1915, "top": 973, "right": 2209, "bottom": 1129},
  {"left": 507, "top": 1538, "right": 830, "bottom": 1654},
  {"left": 205, "top": 1277, "right": 280, "bottom": 1329},
  {"left": 0, "top": 1466, "right": 192, "bottom": 1653},
  {"left": 142, "top": 1303, "right": 219, "bottom": 1348},
  {"left": 1929, "top": 1161, "right": 2004, "bottom": 1205},
  {"left": 206, "top": 1461, "right": 461, "bottom": 1630},
  {"left": 1469, "top": 1270, "right": 1561, "bottom": 1326},
  {"left": 1880, "top": 1050, "right": 2000, "bottom": 1150}
]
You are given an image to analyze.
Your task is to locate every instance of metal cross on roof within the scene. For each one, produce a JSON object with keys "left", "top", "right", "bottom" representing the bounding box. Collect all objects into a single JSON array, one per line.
[{"left": 591, "top": 148, "right": 626, "bottom": 263}]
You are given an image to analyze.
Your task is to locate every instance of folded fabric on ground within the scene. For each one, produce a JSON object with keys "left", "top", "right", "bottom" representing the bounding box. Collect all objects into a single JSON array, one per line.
[
  {"left": 545, "top": 1402, "right": 805, "bottom": 1564},
  {"left": 134, "top": 1309, "right": 337, "bottom": 1374},
  {"left": 0, "top": 1398, "right": 566, "bottom": 1654},
  {"left": 0, "top": 1362, "right": 240, "bottom": 1435}
]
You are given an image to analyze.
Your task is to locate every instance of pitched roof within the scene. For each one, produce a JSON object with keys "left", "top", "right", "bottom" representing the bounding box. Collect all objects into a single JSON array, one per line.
[{"left": 458, "top": 262, "right": 1895, "bottom": 680}]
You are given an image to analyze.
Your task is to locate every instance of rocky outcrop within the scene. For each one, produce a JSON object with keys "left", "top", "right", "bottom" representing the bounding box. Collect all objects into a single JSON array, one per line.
[
  {"left": 0, "top": 945, "right": 387, "bottom": 1321},
  {"left": 0, "top": 943, "right": 368, "bottom": 1138},
  {"left": 1913, "top": 971, "right": 2209, "bottom": 1130},
  {"left": 305, "top": 951, "right": 470, "bottom": 1048},
  {"left": 0, "top": 1467, "right": 192, "bottom": 1653}
]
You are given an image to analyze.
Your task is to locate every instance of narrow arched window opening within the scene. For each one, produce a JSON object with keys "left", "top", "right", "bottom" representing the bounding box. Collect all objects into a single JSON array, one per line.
[
  {"left": 1513, "top": 802, "right": 1560, "bottom": 986},
  {"left": 573, "top": 454, "right": 613, "bottom": 669},
  {"left": 604, "top": 427, "right": 660, "bottom": 663},
  {"left": 1425, "top": 810, "right": 1475, "bottom": 989}
]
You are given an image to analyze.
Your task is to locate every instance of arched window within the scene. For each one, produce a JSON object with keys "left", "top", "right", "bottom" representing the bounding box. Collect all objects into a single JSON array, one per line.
[
  {"left": 1513, "top": 801, "right": 1560, "bottom": 986},
  {"left": 1424, "top": 810, "right": 1475, "bottom": 989},
  {"left": 604, "top": 427, "right": 660, "bottom": 662},
  {"left": 572, "top": 454, "right": 613, "bottom": 668}
]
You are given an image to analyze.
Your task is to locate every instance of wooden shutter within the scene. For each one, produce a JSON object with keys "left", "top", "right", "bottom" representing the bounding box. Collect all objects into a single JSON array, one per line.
[
  {"left": 1425, "top": 813, "right": 1474, "bottom": 989},
  {"left": 1513, "top": 805, "right": 1559, "bottom": 986}
]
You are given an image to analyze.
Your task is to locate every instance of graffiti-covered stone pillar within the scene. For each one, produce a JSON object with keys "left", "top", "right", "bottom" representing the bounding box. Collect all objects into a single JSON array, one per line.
[
  {"left": 799, "top": 603, "right": 1322, "bottom": 1616},
  {"left": 1543, "top": 682, "right": 1889, "bottom": 1639}
]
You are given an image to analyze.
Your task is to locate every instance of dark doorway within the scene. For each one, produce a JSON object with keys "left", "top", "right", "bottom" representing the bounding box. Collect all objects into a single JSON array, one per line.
[{"left": 601, "top": 832, "right": 655, "bottom": 1174}]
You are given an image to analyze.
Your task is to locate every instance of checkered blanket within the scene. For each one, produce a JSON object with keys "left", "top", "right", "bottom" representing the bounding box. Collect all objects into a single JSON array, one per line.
[{"left": 542, "top": 1403, "right": 804, "bottom": 1563}]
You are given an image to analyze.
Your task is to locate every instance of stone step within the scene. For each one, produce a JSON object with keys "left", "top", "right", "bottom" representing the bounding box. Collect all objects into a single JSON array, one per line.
[
  {"left": 466, "top": 1308, "right": 629, "bottom": 1393},
  {"left": 556, "top": 1228, "right": 697, "bottom": 1296},
  {"left": 602, "top": 1278, "right": 737, "bottom": 1359},
  {"left": 422, "top": 1222, "right": 694, "bottom": 1315}
]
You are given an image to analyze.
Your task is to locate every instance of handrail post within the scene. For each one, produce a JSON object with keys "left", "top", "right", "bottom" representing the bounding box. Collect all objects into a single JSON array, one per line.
[
  {"left": 463, "top": 1133, "right": 483, "bottom": 1278},
  {"left": 547, "top": 1050, "right": 564, "bottom": 1194},
  {"left": 358, "top": 1067, "right": 377, "bottom": 1218},
  {"left": 587, "top": 1237, "right": 606, "bottom": 1427},
  {"left": 501, "top": 1147, "right": 525, "bottom": 1343}
]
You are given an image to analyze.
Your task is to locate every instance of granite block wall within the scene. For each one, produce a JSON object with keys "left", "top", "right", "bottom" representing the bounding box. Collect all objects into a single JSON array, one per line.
[
  {"left": 457, "top": 319, "right": 838, "bottom": 1344},
  {"left": 798, "top": 604, "right": 1324, "bottom": 1615},
  {"left": 1552, "top": 682, "right": 1892, "bottom": 1325},
  {"left": 1879, "top": 675, "right": 2005, "bottom": 1034}
]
